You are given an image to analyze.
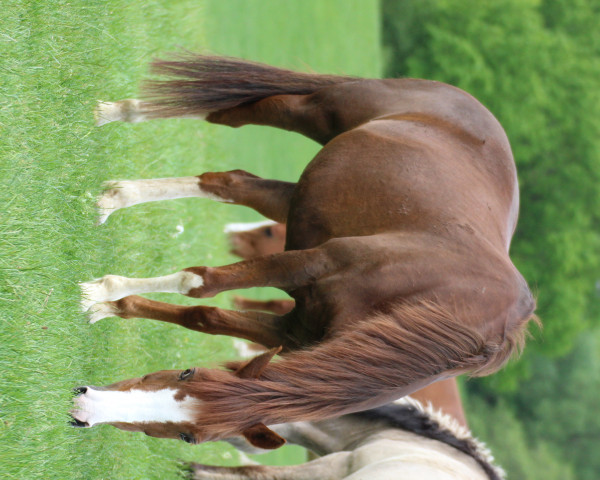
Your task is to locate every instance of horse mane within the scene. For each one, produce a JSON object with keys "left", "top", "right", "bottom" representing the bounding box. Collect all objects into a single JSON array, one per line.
[
  {"left": 352, "top": 397, "right": 506, "bottom": 480},
  {"left": 189, "top": 300, "right": 537, "bottom": 438}
]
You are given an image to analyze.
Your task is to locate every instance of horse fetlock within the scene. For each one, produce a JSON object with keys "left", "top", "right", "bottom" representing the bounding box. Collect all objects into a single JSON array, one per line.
[
  {"left": 181, "top": 268, "right": 210, "bottom": 297},
  {"left": 197, "top": 172, "right": 244, "bottom": 202}
]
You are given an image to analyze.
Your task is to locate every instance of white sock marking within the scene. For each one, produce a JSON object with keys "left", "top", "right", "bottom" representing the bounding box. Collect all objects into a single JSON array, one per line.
[
  {"left": 72, "top": 388, "right": 198, "bottom": 426},
  {"left": 80, "top": 271, "right": 204, "bottom": 311},
  {"left": 97, "top": 176, "right": 233, "bottom": 224}
]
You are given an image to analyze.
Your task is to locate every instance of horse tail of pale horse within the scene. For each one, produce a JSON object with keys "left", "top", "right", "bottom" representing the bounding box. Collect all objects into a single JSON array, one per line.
[{"left": 141, "top": 54, "right": 353, "bottom": 119}]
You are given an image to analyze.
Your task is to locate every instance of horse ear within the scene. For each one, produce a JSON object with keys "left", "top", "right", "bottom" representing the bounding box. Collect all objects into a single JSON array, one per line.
[
  {"left": 242, "top": 423, "right": 286, "bottom": 450},
  {"left": 234, "top": 346, "right": 282, "bottom": 379}
]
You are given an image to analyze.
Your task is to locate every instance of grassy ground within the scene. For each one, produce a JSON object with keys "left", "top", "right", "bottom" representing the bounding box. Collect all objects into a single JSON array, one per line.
[{"left": 0, "top": 1, "right": 381, "bottom": 478}]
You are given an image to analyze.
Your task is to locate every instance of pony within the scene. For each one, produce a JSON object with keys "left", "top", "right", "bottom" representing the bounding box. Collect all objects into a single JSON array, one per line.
[
  {"left": 73, "top": 54, "right": 536, "bottom": 448},
  {"left": 185, "top": 380, "right": 503, "bottom": 480},
  {"left": 224, "top": 220, "right": 287, "bottom": 260}
]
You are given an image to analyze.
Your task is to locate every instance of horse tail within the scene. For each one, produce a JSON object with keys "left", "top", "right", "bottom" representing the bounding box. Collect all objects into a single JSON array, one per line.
[
  {"left": 188, "top": 301, "right": 535, "bottom": 439},
  {"left": 141, "top": 54, "right": 354, "bottom": 118}
]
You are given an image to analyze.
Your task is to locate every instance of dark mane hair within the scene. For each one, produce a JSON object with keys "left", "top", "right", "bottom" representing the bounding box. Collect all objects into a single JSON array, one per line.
[{"left": 352, "top": 400, "right": 505, "bottom": 480}]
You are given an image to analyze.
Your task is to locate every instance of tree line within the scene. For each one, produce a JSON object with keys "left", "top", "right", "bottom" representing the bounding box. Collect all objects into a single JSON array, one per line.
[{"left": 382, "top": 1, "right": 600, "bottom": 478}]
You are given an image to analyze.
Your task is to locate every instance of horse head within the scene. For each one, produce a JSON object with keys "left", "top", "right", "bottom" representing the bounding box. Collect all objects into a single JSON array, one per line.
[
  {"left": 225, "top": 221, "right": 286, "bottom": 259},
  {"left": 70, "top": 348, "right": 285, "bottom": 449}
]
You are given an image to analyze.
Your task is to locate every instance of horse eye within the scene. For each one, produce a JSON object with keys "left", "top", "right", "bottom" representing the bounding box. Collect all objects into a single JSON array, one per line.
[
  {"left": 179, "top": 433, "right": 195, "bottom": 444},
  {"left": 178, "top": 368, "right": 195, "bottom": 381},
  {"left": 263, "top": 227, "right": 273, "bottom": 238}
]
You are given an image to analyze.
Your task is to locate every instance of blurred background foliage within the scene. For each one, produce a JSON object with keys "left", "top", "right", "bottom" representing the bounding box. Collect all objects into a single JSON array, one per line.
[{"left": 382, "top": 1, "right": 600, "bottom": 478}]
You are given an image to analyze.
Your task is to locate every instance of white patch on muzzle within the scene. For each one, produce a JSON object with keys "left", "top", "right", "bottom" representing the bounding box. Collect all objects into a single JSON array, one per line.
[{"left": 72, "top": 388, "right": 198, "bottom": 426}]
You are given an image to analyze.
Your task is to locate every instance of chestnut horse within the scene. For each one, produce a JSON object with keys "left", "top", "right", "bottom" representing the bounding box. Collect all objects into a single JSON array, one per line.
[{"left": 74, "top": 55, "right": 536, "bottom": 448}]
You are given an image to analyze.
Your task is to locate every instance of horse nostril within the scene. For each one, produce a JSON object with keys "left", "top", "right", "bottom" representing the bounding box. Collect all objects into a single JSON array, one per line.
[
  {"left": 70, "top": 418, "right": 89, "bottom": 428},
  {"left": 73, "top": 386, "right": 87, "bottom": 395}
]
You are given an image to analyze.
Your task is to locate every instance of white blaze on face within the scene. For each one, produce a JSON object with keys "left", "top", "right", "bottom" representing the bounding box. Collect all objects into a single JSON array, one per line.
[
  {"left": 223, "top": 220, "right": 278, "bottom": 233},
  {"left": 72, "top": 388, "right": 198, "bottom": 426}
]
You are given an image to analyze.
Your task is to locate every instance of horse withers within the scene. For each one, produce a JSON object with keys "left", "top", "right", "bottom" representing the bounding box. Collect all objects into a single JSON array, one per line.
[{"left": 74, "top": 55, "right": 536, "bottom": 448}]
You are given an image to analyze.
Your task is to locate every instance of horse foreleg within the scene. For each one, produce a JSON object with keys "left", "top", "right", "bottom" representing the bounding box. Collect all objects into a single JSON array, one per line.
[
  {"left": 81, "top": 247, "right": 333, "bottom": 314},
  {"left": 96, "top": 170, "right": 294, "bottom": 224},
  {"left": 187, "top": 451, "right": 351, "bottom": 480},
  {"left": 87, "top": 295, "right": 287, "bottom": 350}
]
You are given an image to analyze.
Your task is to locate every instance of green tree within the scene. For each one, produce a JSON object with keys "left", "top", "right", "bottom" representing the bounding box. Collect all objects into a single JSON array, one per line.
[
  {"left": 514, "top": 332, "right": 600, "bottom": 480},
  {"left": 464, "top": 395, "right": 575, "bottom": 480},
  {"left": 383, "top": 0, "right": 600, "bottom": 389}
]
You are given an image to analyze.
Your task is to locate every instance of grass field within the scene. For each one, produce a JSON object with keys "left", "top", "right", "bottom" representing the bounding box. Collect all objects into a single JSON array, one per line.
[{"left": 0, "top": 1, "right": 381, "bottom": 478}]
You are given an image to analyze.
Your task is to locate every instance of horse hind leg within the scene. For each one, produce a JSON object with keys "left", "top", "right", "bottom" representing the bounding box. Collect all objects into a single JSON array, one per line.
[
  {"left": 94, "top": 55, "right": 346, "bottom": 128},
  {"left": 96, "top": 170, "right": 295, "bottom": 224},
  {"left": 97, "top": 55, "right": 400, "bottom": 144}
]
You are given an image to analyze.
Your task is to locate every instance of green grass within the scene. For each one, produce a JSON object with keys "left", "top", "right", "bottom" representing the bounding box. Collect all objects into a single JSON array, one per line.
[{"left": 0, "top": 1, "right": 381, "bottom": 478}]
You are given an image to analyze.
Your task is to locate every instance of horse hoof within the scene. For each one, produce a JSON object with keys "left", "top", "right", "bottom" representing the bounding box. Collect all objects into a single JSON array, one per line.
[
  {"left": 95, "top": 181, "right": 129, "bottom": 225},
  {"left": 94, "top": 100, "right": 122, "bottom": 126},
  {"left": 87, "top": 302, "right": 120, "bottom": 324},
  {"left": 79, "top": 275, "right": 123, "bottom": 312}
]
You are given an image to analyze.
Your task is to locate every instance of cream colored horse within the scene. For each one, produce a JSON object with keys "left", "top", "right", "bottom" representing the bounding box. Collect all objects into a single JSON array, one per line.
[{"left": 189, "top": 396, "right": 504, "bottom": 480}]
